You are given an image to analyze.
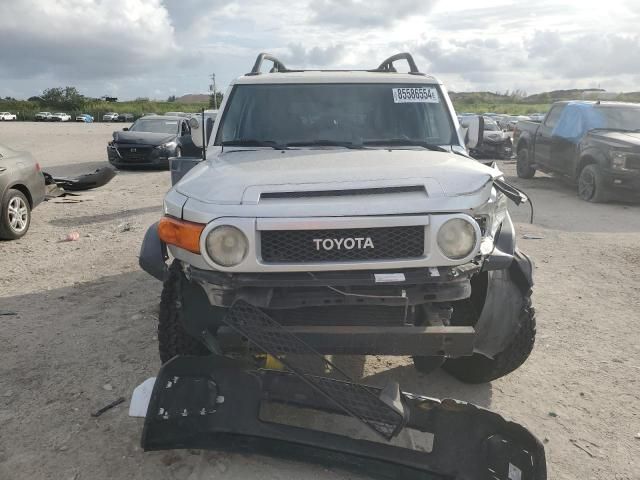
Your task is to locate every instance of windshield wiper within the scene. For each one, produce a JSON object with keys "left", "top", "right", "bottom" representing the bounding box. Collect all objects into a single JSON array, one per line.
[
  {"left": 362, "top": 139, "right": 448, "bottom": 151},
  {"left": 285, "top": 140, "right": 365, "bottom": 149},
  {"left": 222, "top": 139, "right": 289, "bottom": 150}
]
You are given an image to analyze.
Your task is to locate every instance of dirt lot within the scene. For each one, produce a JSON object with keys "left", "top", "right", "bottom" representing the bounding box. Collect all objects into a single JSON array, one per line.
[{"left": 1, "top": 122, "right": 639, "bottom": 480}]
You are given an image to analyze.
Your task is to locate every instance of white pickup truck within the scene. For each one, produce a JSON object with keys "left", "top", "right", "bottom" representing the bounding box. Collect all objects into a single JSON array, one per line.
[{"left": 139, "top": 52, "right": 536, "bottom": 384}]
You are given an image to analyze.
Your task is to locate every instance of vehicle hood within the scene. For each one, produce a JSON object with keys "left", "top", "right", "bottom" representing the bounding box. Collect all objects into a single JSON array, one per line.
[
  {"left": 113, "top": 131, "right": 177, "bottom": 146},
  {"left": 176, "top": 148, "right": 500, "bottom": 207},
  {"left": 587, "top": 130, "right": 640, "bottom": 148}
]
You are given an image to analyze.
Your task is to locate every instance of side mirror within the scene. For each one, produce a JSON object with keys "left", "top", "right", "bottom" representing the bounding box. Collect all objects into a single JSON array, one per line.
[
  {"left": 463, "top": 116, "right": 484, "bottom": 150},
  {"left": 123, "top": 127, "right": 129, "bottom": 131}
]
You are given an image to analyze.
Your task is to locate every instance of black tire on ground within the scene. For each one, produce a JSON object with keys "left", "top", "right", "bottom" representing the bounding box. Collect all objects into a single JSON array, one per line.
[
  {"left": 412, "top": 355, "right": 445, "bottom": 374},
  {"left": 0, "top": 189, "right": 31, "bottom": 240},
  {"left": 158, "top": 261, "right": 209, "bottom": 363},
  {"left": 578, "top": 164, "right": 607, "bottom": 203},
  {"left": 516, "top": 147, "right": 536, "bottom": 179},
  {"left": 442, "top": 297, "right": 536, "bottom": 384}
]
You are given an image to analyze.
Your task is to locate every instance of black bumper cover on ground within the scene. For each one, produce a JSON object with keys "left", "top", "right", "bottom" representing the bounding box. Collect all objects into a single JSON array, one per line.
[{"left": 142, "top": 355, "right": 547, "bottom": 480}]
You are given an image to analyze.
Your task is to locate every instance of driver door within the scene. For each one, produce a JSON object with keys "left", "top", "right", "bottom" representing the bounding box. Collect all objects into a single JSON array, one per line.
[{"left": 534, "top": 105, "right": 565, "bottom": 170}]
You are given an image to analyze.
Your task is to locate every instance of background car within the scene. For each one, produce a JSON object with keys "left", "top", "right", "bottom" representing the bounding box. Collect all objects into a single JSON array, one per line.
[
  {"left": 35, "top": 112, "right": 52, "bottom": 121},
  {"left": 460, "top": 116, "right": 513, "bottom": 159},
  {"left": 102, "top": 112, "right": 119, "bottom": 121},
  {"left": 107, "top": 115, "right": 196, "bottom": 169},
  {"left": 0, "top": 112, "right": 17, "bottom": 121},
  {"left": 50, "top": 112, "right": 71, "bottom": 122},
  {"left": 117, "top": 113, "right": 134, "bottom": 123},
  {"left": 75, "top": 114, "right": 94, "bottom": 123},
  {"left": 0, "top": 143, "right": 46, "bottom": 239}
]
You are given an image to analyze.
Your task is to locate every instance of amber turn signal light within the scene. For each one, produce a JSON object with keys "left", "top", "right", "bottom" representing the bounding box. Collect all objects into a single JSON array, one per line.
[{"left": 158, "top": 216, "right": 205, "bottom": 254}]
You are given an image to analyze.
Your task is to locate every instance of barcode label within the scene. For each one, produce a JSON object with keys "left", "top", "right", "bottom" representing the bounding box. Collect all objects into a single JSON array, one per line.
[{"left": 392, "top": 87, "right": 439, "bottom": 103}]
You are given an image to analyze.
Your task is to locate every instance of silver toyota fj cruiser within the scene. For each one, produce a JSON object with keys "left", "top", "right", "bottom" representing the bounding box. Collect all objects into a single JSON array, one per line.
[{"left": 139, "top": 53, "right": 536, "bottom": 384}]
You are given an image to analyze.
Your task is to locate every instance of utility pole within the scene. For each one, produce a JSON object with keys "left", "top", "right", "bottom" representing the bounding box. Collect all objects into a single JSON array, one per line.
[{"left": 209, "top": 73, "right": 217, "bottom": 109}]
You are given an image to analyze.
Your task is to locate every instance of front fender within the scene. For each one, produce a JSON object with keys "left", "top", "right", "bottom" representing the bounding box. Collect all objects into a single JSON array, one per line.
[
  {"left": 139, "top": 222, "right": 168, "bottom": 281},
  {"left": 482, "top": 215, "right": 516, "bottom": 272},
  {"left": 474, "top": 249, "right": 534, "bottom": 358}
]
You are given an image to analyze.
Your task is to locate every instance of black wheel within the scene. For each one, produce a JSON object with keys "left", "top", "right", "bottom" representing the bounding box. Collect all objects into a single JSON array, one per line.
[
  {"left": 442, "top": 296, "right": 536, "bottom": 384},
  {"left": 578, "top": 164, "right": 607, "bottom": 203},
  {"left": 516, "top": 148, "right": 536, "bottom": 179},
  {"left": 412, "top": 355, "right": 445, "bottom": 374},
  {"left": 0, "top": 189, "right": 31, "bottom": 240},
  {"left": 158, "top": 261, "right": 209, "bottom": 363}
]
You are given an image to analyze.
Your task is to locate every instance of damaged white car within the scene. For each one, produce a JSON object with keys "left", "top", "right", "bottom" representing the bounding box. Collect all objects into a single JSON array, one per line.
[{"left": 139, "top": 52, "right": 536, "bottom": 384}]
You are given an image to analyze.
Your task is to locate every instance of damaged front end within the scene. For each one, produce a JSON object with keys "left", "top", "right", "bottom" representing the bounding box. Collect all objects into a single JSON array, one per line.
[{"left": 141, "top": 302, "right": 546, "bottom": 480}]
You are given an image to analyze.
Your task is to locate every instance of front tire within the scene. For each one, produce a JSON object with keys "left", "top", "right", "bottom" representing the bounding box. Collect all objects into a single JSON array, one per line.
[
  {"left": 158, "top": 261, "right": 209, "bottom": 363},
  {"left": 578, "top": 164, "right": 607, "bottom": 203},
  {"left": 0, "top": 189, "right": 31, "bottom": 240},
  {"left": 442, "top": 296, "right": 536, "bottom": 384},
  {"left": 516, "top": 147, "right": 536, "bottom": 179}
]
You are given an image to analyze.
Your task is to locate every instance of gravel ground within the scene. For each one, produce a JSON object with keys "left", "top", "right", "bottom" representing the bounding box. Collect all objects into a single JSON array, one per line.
[{"left": 0, "top": 122, "right": 639, "bottom": 480}]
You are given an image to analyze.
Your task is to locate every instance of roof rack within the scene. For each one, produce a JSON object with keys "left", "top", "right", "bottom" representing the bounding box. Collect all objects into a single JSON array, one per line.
[
  {"left": 246, "top": 52, "right": 424, "bottom": 76},
  {"left": 247, "top": 53, "right": 290, "bottom": 75},
  {"left": 372, "top": 53, "right": 421, "bottom": 74}
]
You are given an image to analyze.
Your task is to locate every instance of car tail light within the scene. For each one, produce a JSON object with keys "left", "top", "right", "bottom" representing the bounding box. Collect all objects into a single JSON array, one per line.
[
  {"left": 35, "top": 162, "right": 41, "bottom": 172},
  {"left": 158, "top": 216, "right": 205, "bottom": 254}
]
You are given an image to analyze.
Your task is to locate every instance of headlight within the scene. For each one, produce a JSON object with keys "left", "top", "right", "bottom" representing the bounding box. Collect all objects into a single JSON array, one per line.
[
  {"left": 205, "top": 225, "right": 248, "bottom": 266},
  {"left": 157, "top": 141, "right": 177, "bottom": 151},
  {"left": 437, "top": 218, "right": 477, "bottom": 260},
  {"left": 611, "top": 151, "right": 628, "bottom": 170}
]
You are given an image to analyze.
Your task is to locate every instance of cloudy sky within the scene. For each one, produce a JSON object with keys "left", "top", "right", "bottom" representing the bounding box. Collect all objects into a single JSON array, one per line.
[{"left": 1, "top": 0, "right": 639, "bottom": 100}]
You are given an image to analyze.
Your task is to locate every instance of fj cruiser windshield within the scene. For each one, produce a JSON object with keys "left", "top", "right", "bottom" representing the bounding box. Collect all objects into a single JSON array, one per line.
[{"left": 216, "top": 84, "right": 456, "bottom": 147}]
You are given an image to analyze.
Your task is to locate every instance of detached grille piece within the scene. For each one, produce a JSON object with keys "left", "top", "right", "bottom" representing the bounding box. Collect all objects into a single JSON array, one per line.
[
  {"left": 223, "top": 300, "right": 407, "bottom": 439},
  {"left": 260, "top": 226, "right": 424, "bottom": 263}
]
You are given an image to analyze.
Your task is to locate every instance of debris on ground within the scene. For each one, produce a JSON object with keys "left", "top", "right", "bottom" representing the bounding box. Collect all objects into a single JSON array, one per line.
[
  {"left": 102, "top": 383, "right": 113, "bottom": 391},
  {"left": 523, "top": 234, "right": 545, "bottom": 240},
  {"left": 569, "top": 438, "right": 601, "bottom": 458},
  {"left": 60, "top": 232, "right": 80, "bottom": 242},
  {"left": 91, "top": 397, "right": 125, "bottom": 417},
  {"left": 0, "top": 311, "right": 17, "bottom": 316}
]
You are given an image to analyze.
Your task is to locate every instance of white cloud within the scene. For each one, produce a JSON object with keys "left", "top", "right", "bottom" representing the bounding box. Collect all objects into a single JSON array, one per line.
[
  {"left": 309, "top": 0, "right": 437, "bottom": 27},
  {"left": 1, "top": 0, "right": 640, "bottom": 99},
  {"left": 0, "top": 0, "right": 179, "bottom": 80}
]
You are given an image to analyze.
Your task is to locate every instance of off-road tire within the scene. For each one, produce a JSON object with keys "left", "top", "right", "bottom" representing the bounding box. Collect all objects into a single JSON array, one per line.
[
  {"left": 412, "top": 355, "right": 445, "bottom": 374},
  {"left": 0, "top": 189, "right": 31, "bottom": 240},
  {"left": 578, "top": 164, "right": 607, "bottom": 203},
  {"left": 158, "top": 261, "right": 208, "bottom": 363},
  {"left": 516, "top": 147, "right": 536, "bottom": 179},
  {"left": 442, "top": 297, "right": 536, "bottom": 384}
]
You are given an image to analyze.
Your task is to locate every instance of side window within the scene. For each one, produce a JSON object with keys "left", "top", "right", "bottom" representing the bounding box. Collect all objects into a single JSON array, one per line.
[{"left": 543, "top": 106, "right": 564, "bottom": 129}]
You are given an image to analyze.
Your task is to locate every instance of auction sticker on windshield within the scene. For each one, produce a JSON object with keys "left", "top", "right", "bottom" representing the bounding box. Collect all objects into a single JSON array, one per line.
[{"left": 392, "top": 87, "right": 439, "bottom": 103}]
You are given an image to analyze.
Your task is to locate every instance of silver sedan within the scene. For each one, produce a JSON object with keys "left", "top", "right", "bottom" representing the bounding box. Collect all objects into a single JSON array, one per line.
[{"left": 0, "top": 144, "right": 45, "bottom": 240}]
